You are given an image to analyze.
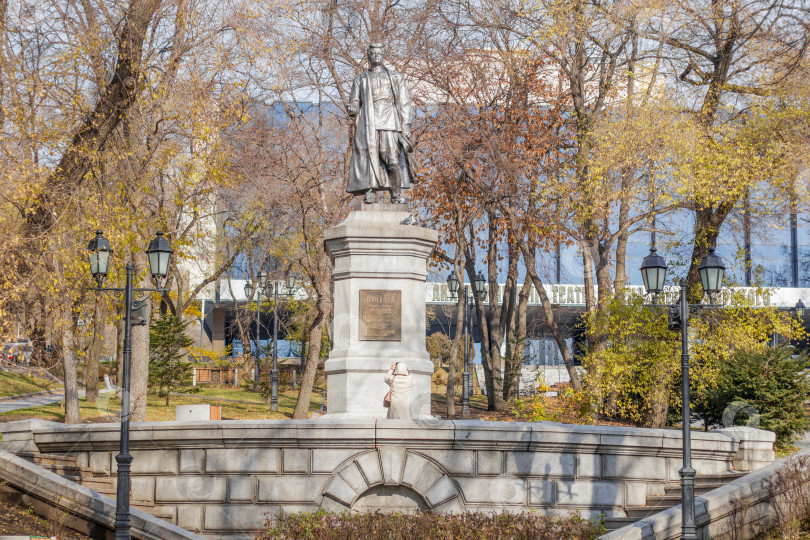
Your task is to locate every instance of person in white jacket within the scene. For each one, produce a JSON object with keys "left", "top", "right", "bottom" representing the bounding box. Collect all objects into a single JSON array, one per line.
[{"left": 384, "top": 362, "right": 414, "bottom": 419}]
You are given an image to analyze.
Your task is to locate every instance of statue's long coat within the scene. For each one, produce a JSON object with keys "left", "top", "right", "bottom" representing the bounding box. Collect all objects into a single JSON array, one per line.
[{"left": 347, "top": 68, "right": 414, "bottom": 195}]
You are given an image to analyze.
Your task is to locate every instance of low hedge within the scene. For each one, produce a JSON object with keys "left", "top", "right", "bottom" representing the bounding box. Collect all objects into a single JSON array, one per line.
[{"left": 258, "top": 510, "right": 605, "bottom": 539}]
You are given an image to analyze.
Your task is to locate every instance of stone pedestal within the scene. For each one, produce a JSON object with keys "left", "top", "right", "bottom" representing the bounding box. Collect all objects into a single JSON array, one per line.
[{"left": 323, "top": 205, "right": 438, "bottom": 418}]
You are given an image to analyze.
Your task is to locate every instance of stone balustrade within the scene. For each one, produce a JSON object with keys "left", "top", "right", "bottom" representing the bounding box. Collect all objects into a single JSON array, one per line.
[{"left": 0, "top": 419, "right": 773, "bottom": 540}]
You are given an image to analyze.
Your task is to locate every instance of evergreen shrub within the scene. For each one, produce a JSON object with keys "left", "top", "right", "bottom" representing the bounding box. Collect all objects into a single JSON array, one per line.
[{"left": 696, "top": 346, "right": 810, "bottom": 447}]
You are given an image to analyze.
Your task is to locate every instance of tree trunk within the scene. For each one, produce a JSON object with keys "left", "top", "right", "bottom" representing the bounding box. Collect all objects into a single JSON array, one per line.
[
  {"left": 226, "top": 278, "right": 252, "bottom": 377},
  {"left": 62, "top": 316, "right": 81, "bottom": 424},
  {"left": 446, "top": 264, "right": 465, "bottom": 419},
  {"left": 446, "top": 189, "right": 471, "bottom": 418},
  {"left": 614, "top": 30, "right": 636, "bottom": 295},
  {"left": 501, "top": 282, "right": 518, "bottom": 403},
  {"left": 0, "top": 0, "right": 6, "bottom": 130},
  {"left": 130, "top": 267, "right": 151, "bottom": 422},
  {"left": 614, "top": 208, "right": 630, "bottom": 294},
  {"left": 646, "top": 377, "right": 674, "bottom": 429},
  {"left": 686, "top": 202, "right": 734, "bottom": 303},
  {"left": 85, "top": 300, "right": 106, "bottom": 404},
  {"left": 30, "top": 301, "right": 49, "bottom": 368},
  {"left": 582, "top": 244, "right": 598, "bottom": 353},
  {"left": 505, "top": 276, "right": 531, "bottom": 402},
  {"left": 293, "top": 249, "right": 332, "bottom": 420},
  {"left": 500, "top": 238, "right": 520, "bottom": 403},
  {"left": 521, "top": 244, "right": 582, "bottom": 390},
  {"left": 467, "top": 212, "right": 509, "bottom": 412},
  {"left": 466, "top": 258, "right": 503, "bottom": 411},
  {"left": 293, "top": 316, "right": 325, "bottom": 419},
  {"left": 21, "top": 0, "right": 162, "bottom": 241},
  {"left": 491, "top": 199, "right": 583, "bottom": 392},
  {"left": 116, "top": 306, "right": 125, "bottom": 400}
]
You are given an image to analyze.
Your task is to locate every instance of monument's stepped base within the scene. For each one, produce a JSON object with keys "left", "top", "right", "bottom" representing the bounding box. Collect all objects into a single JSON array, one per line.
[{"left": 0, "top": 419, "right": 773, "bottom": 540}]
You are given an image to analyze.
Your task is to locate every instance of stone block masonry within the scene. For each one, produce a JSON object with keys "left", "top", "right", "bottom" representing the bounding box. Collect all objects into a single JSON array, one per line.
[{"left": 0, "top": 418, "right": 774, "bottom": 540}]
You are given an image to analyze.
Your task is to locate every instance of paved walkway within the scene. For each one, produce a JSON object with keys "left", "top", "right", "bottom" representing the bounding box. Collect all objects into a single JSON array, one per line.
[{"left": 0, "top": 390, "right": 86, "bottom": 414}]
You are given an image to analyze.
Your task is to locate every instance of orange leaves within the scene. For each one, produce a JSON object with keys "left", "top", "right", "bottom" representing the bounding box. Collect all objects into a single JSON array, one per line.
[{"left": 413, "top": 50, "right": 574, "bottom": 255}]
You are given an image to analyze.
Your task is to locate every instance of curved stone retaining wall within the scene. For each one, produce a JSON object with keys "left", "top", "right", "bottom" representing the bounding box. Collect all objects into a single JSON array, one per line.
[{"left": 0, "top": 419, "right": 767, "bottom": 540}]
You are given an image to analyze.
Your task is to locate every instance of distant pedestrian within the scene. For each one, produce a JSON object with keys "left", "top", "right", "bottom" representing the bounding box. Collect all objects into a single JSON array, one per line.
[{"left": 384, "top": 362, "right": 414, "bottom": 419}]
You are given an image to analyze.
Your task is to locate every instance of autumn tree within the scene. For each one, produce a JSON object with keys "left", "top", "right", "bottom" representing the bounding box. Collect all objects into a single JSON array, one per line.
[
  {"left": 644, "top": 0, "right": 810, "bottom": 299},
  {"left": 413, "top": 6, "right": 584, "bottom": 408},
  {"left": 223, "top": 102, "right": 351, "bottom": 419},
  {"left": 0, "top": 0, "right": 273, "bottom": 421}
]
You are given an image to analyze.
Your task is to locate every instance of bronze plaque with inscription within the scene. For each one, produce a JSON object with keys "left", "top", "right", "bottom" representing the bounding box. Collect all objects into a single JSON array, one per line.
[{"left": 359, "top": 290, "right": 402, "bottom": 341}]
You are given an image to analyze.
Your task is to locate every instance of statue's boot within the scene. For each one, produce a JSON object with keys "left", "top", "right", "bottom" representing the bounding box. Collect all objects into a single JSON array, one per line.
[
  {"left": 363, "top": 189, "right": 376, "bottom": 204},
  {"left": 390, "top": 171, "right": 407, "bottom": 204}
]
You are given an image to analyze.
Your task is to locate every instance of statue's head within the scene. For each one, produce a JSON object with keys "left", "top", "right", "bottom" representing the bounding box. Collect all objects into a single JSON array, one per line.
[{"left": 367, "top": 43, "right": 384, "bottom": 67}]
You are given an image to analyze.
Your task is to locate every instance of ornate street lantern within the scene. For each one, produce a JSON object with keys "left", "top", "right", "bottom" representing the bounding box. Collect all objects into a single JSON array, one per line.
[
  {"left": 146, "top": 231, "right": 173, "bottom": 283},
  {"left": 698, "top": 247, "right": 726, "bottom": 295},
  {"left": 286, "top": 272, "right": 297, "bottom": 292},
  {"left": 474, "top": 271, "right": 487, "bottom": 300},
  {"left": 640, "top": 246, "right": 668, "bottom": 295},
  {"left": 446, "top": 272, "right": 459, "bottom": 299},
  {"left": 87, "top": 230, "right": 112, "bottom": 286}
]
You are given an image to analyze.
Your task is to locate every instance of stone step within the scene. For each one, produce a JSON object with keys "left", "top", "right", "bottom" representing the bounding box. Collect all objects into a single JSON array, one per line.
[
  {"left": 664, "top": 482, "right": 741, "bottom": 496},
  {"left": 661, "top": 472, "right": 748, "bottom": 495},
  {"left": 603, "top": 517, "right": 640, "bottom": 532},
  {"left": 623, "top": 472, "right": 749, "bottom": 523},
  {"left": 82, "top": 484, "right": 117, "bottom": 496},
  {"left": 645, "top": 494, "right": 685, "bottom": 506},
  {"left": 43, "top": 464, "right": 97, "bottom": 477},
  {"left": 694, "top": 472, "right": 748, "bottom": 482},
  {"left": 17, "top": 451, "right": 78, "bottom": 467},
  {"left": 625, "top": 505, "right": 675, "bottom": 519},
  {"left": 73, "top": 477, "right": 115, "bottom": 492},
  {"left": 131, "top": 502, "right": 175, "bottom": 523}
]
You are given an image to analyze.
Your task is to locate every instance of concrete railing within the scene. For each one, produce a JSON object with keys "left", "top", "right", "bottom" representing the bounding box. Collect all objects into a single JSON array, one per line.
[{"left": 0, "top": 419, "right": 774, "bottom": 540}]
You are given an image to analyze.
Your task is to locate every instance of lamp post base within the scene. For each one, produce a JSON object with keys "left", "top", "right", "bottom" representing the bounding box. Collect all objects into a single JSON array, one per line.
[
  {"left": 461, "top": 371, "right": 471, "bottom": 418},
  {"left": 114, "top": 451, "right": 133, "bottom": 539},
  {"left": 270, "top": 369, "right": 279, "bottom": 411},
  {"left": 680, "top": 465, "right": 697, "bottom": 539}
]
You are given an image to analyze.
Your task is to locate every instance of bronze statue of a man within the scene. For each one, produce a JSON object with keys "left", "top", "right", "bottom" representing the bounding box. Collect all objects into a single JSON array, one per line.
[{"left": 347, "top": 43, "right": 414, "bottom": 204}]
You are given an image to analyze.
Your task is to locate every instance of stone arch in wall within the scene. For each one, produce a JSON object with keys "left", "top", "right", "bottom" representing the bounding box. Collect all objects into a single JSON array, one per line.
[
  {"left": 318, "top": 448, "right": 462, "bottom": 512},
  {"left": 353, "top": 485, "right": 428, "bottom": 511}
]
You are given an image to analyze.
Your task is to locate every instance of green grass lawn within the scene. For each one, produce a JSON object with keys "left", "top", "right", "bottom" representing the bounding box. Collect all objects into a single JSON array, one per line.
[
  {"left": 0, "top": 371, "right": 61, "bottom": 398},
  {"left": 0, "top": 375, "right": 328, "bottom": 423}
]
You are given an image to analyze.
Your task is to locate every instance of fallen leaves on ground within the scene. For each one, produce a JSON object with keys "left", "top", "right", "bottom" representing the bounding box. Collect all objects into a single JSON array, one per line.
[{"left": 0, "top": 499, "right": 92, "bottom": 539}]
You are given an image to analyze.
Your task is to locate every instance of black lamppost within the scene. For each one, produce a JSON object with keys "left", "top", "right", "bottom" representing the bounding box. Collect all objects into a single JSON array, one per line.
[
  {"left": 244, "top": 271, "right": 268, "bottom": 389},
  {"left": 447, "top": 270, "right": 487, "bottom": 418},
  {"left": 87, "top": 230, "right": 172, "bottom": 540},
  {"left": 268, "top": 273, "right": 297, "bottom": 411},
  {"left": 640, "top": 246, "right": 725, "bottom": 540}
]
